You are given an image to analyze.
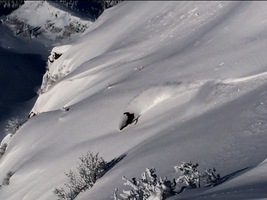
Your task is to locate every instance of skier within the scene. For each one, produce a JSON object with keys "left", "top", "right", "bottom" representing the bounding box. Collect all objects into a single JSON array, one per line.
[
  {"left": 120, "top": 112, "right": 139, "bottom": 130},
  {"left": 28, "top": 112, "right": 36, "bottom": 119}
]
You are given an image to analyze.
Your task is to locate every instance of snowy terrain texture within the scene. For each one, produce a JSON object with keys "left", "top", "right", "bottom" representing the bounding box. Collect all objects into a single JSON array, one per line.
[
  {"left": 1, "top": 1, "right": 267, "bottom": 200},
  {"left": 4, "top": 1, "right": 92, "bottom": 44}
]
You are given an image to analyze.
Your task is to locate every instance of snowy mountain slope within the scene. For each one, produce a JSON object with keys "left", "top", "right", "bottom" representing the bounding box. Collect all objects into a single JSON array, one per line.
[
  {"left": 1, "top": 1, "right": 267, "bottom": 200},
  {"left": 3, "top": 1, "right": 92, "bottom": 44},
  {"left": 0, "top": 0, "right": 92, "bottom": 139}
]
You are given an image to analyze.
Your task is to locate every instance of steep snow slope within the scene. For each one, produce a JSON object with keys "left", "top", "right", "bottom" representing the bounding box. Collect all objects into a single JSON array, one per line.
[
  {"left": 0, "top": 0, "right": 91, "bottom": 138},
  {"left": 1, "top": 1, "right": 267, "bottom": 200},
  {"left": 3, "top": 1, "right": 92, "bottom": 45}
]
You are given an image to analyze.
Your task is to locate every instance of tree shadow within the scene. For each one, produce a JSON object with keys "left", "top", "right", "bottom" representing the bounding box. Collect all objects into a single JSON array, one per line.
[
  {"left": 177, "top": 167, "right": 250, "bottom": 194},
  {"left": 102, "top": 153, "right": 127, "bottom": 177},
  {"left": 206, "top": 167, "right": 250, "bottom": 187}
]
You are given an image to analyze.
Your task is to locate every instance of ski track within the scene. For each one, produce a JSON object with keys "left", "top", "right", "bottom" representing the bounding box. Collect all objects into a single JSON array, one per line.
[{"left": 123, "top": 70, "right": 267, "bottom": 125}]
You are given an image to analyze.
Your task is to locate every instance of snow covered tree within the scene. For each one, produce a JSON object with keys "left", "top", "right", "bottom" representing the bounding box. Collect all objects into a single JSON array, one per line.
[
  {"left": 52, "top": 0, "right": 123, "bottom": 21},
  {"left": 0, "top": 0, "right": 24, "bottom": 16},
  {"left": 115, "top": 162, "right": 221, "bottom": 199},
  {"left": 174, "top": 162, "right": 202, "bottom": 188},
  {"left": 1, "top": 171, "right": 14, "bottom": 187},
  {"left": 4, "top": 117, "right": 25, "bottom": 136},
  {"left": 114, "top": 168, "right": 177, "bottom": 200},
  {"left": 103, "top": 0, "right": 124, "bottom": 9},
  {"left": 174, "top": 162, "right": 221, "bottom": 189},
  {"left": 54, "top": 152, "right": 107, "bottom": 200},
  {"left": 77, "top": 152, "right": 107, "bottom": 188},
  {"left": 202, "top": 168, "right": 220, "bottom": 186},
  {"left": 0, "top": 143, "right": 7, "bottom": 159},
  {"left": 54, "top": 170, "right": 83, "bottom": 200}
]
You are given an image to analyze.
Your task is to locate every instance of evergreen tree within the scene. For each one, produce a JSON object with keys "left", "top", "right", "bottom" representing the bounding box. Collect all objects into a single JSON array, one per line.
[
  {"left": 51, "top": 0, "right": 123, "bottom": 21},
  {"left": 0, "top": 0, "right": 123, "bottom": 19},
  {"left": 0, "top": 0, "right": 24, "bottom": 16}
]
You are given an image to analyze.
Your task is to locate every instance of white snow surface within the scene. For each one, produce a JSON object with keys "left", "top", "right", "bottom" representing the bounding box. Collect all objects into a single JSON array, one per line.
[{"left": 1, "top": 1, "right": 267, "bottom": 200}]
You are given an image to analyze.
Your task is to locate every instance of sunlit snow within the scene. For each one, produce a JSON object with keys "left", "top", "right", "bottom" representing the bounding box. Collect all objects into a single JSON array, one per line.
[{"left": 1, "top": 1, "right": 267, "bottom": 200}]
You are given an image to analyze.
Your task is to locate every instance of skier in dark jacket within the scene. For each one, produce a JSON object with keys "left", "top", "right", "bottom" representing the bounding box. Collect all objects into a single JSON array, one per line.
[{"left": 120, "top": 112, "right": 139, "bottom": 130}]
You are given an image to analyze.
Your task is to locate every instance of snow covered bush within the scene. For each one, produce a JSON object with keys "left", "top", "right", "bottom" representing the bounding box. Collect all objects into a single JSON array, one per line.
[
  {"left": 114, "top": 162, "right": 221, "bottom": 199},
  {"left": 114, "top": 168, "right": 177, "bottom": 200},
  {"left": 0, "top": 143, "right": 7, "bottom": 159},
  {"left": 202, "top": 168, "right": 221, "bottom": 186},
  {"left": 54, "top": 152, "right": 107, "bottom": 200},
  {"left": 0, "top": 171, "right": 14, "bottom": 188},
  {"left": 174, "top": 162, "right": 221, "bottom": 188},
  {"left": 2, "top": 171, "right": 14, "bottom": 186},
  {"left": 53, "top": 171, "right": 82, "bottom": 200},
  {"left": 174, "top": 162, "right": 201, "bottom": 188},
  {"left": 5, "top": 117, "right": 25, "bottom": 136}
]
